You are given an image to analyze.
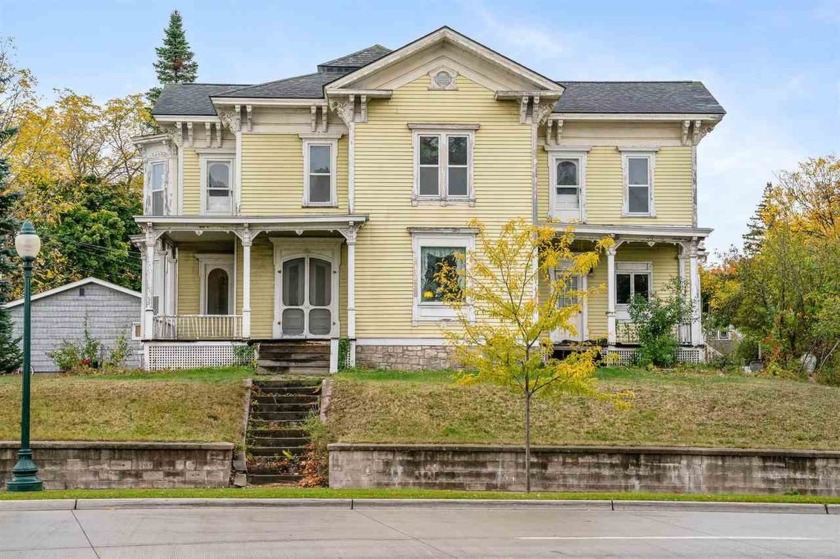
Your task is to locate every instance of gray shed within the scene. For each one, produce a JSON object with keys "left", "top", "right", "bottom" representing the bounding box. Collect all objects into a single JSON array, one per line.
[{"left": 2, "top": 278, "right": 142, "bottom": 372}]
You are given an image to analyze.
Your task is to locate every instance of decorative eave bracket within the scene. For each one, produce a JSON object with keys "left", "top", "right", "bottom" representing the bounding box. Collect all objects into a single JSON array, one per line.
[
  {"left": 495, "top": 91, "right": 561, "bottom": 125},
  {"left": 325, "top": 89, "right": 392, "bottom": 125},
  {"left": 682, "top": 119, "right": 717, "bottom": 146}
]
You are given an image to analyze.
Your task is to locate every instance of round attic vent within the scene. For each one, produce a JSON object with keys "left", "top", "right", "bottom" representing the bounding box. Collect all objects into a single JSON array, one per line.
[{"left": 434, "top": 71, "right": 453, "bottom": 89}]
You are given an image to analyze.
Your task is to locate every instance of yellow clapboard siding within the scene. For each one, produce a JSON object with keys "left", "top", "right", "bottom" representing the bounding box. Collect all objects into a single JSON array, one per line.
[
  {"left": 234, "top": 237, "right": 276, "bottom": 339},
  {"left": 353, "top": 75, "right": 533, "bottom": 338},
  {"left": 239, "top": 135, "right": 348, "bottom": 215},
  {"left": 182, "top": 149, "right": 201, "bottom": 215},
  {"left": 537, "top": 145, "right": 693, "bottom": 226}
]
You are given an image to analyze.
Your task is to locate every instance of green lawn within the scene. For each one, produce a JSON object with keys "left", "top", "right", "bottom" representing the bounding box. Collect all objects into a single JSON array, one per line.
[
  {"left": 0, "top": 367, "right": 250, "bottom": 443},
  {"left": 327, "top": 367, "right": 840, "bottom": 450},
  {"left": 1, "top": 486, "right": 839, "bottom": 504}
]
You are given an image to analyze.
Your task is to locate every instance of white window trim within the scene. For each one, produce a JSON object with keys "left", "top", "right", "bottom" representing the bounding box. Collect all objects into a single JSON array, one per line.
[
  {"left": 621, "top": 151, "right": 656, "bottom": 217},
  {"left": 412, "top": 130, "right": 475, "bottom": 206},
  {"left": 196, "top": 254, "right": 236, "bottom": 315},
  {"left": 615, "top": 261, "right": 652, "bottom": 319},
  {"left": 302, "top": 139, "right": 338, "bottom": 207},
  {"left": 199, "top": 154, "right": 235, "bottom": 215},
  {"left": 548, "top": 151, "right": 587, "bottom": 221},
  {"left": 146, "top": 160, "right": 167, "bottom": 216},
  {"left": 411, "top": 232, "right": 475, "bottom": 323}
]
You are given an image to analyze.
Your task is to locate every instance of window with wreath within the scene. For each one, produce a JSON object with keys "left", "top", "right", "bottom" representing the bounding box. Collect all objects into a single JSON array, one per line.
[{"left": 420, "top": 246, "right": 465, "bottom": 303}]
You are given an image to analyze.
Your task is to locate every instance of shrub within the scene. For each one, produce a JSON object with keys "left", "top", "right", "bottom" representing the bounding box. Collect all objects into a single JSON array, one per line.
[
  {"left": 629, "top": 278, "right": 692, "bottom": 368},
  {"left": 49, "top": 321, "right": 130, "bottom": 373}
]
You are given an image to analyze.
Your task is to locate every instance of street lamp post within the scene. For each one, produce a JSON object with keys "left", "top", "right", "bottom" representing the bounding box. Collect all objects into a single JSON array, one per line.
[{"left": 7, "top": 221, "right": 43, "bottom": 492}]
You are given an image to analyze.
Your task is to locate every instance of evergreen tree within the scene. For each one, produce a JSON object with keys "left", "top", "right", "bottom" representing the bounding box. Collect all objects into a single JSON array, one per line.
[
  {"left": 743, "top": 182, "right": 773, "bottom": 256},
  {"left": 0, "top": 127, "right": 22, "bottom": 373},
  {"left": 147, "top": 10, "right": 199, "bottom": 106}
]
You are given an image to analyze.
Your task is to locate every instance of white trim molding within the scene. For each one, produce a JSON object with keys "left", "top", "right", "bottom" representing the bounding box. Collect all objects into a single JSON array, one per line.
[
  {"left": 301, "top": 138, "right": 339, "bottom": 208},
  {"left": 195, "top": 253, "right": 236, "bottom": 315},
  {"left": 412, "top": 128, "right": 476, "bottom": 206},
  {"left": 410, "top": 230, "right": 476, "bottom": 323},
  {"left": 547, "top": 150, "right": 588, "bottom": 222},
  {"left": 620, "top": 150, "right": 656, "bottom": 217}
]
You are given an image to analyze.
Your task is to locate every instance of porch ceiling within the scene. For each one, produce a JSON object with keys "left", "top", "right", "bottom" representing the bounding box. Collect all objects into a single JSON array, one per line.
[{"left": 136, "top": 214, "right": 368, "bottom": 235}]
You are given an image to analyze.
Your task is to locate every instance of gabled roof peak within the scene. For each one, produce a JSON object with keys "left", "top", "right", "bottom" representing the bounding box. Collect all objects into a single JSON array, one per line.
[{"left": 317, "top": 44, "right": 392, "bottom": 73}]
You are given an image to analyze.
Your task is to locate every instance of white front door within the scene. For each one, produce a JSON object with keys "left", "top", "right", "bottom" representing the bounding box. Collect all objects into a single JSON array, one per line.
[
  {"left": 272, "top": 238, "right": 341, "bottom": 339},
  {"left": 551, "top": 273, "right": 588, "bottom": 343}
]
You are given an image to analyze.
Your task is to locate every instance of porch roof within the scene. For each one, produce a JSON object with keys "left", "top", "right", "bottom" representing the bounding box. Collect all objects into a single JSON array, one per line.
[
  {"left": 135, "top": 214, "right": 368, "bottom": 234},
  {"left": 547, "top": 222, "right": 712, "bottom": 242}
]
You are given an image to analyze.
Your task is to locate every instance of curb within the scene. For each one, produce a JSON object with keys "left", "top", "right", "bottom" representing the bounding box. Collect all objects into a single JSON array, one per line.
[
  {"left": 611, "top": 500, "right": 828, "bottom": 515},
  {"left": 0, "top": 499, "right": 77, "bottom": 511},
  {"left": 0, "top": 498, "right": 834, "bottom": 513},
  {"left": 351, "top": 499, "right": 612, "bottom": 510}
]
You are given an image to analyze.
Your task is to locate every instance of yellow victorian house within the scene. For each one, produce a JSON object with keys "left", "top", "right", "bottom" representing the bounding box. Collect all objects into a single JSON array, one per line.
[{"left": 132, "top": 26, "right": 724, "bottom": 371}]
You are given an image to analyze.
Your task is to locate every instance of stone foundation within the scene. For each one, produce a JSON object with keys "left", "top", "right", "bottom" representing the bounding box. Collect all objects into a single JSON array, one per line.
[
  {"left": 356, "top": 344, "right": 455, "bottom": 371},
  {"left": 1, "top": 441, "right": 234, "bottom": 490},
  {"left": 329, "top": 443, "right": 840, "bottom": 496}
]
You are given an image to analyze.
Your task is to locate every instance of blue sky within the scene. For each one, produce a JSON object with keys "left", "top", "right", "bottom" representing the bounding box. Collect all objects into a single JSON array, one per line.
[{"left": 1, "top": 0, "right": 838, "bottom": 255}]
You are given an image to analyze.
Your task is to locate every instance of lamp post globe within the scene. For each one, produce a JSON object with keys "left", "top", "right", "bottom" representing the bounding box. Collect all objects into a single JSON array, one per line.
[{"left": 7, "top": 220, "right": 43, "bottom": 492}]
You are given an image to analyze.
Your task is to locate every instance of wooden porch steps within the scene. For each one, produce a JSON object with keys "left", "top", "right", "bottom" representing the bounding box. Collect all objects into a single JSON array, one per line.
[
  {"left": 245, "top": 378, "right": 323, "bottom": 486},
  {"left": 256, "top": 341, "right": 331, "bottom": 376}
]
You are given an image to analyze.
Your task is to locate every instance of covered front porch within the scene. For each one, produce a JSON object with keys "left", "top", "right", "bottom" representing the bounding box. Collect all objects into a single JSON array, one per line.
[
  {"left": 547, "top": 223, "right": 709, "bottom": 362},
  {"left": 135, "top": 215, "right": 365, "bottom": 370}
]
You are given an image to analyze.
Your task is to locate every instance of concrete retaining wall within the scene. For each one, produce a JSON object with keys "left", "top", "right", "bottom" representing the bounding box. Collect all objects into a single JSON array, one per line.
[
  {"left": 329, "top": 444, "right": 840, "bottom": 496},
  {"left": 1, "top": 441, "right": 234, "bottom": 490}
]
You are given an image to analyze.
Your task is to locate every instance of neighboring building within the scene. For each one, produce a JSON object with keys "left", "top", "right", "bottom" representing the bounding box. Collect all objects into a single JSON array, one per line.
[
  {"left": 133, "top": 26, "right": 724, "bottom": 371},
  {"left": 2, "top": 278, "right": 142, "bottom": 372}
]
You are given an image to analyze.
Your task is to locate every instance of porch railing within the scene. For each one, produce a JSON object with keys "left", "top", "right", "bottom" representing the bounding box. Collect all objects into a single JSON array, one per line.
[
  {"left": 153, "top": 315, "right": 243, "bottom": 340},
  {"left": 617, "top": 320, "right": 690, "bottom": 345}
]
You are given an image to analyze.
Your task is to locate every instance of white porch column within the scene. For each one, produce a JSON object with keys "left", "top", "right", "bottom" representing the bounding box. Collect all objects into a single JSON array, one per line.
[
  {"left": 143, "top": 226, "right": 157, "bottom": 339},
  {"left": 241, "top": 235, "right": 252, "bottom": 339},
  {"left": 678, "top": 245, "right": 690, "bottom": 344},
  {"left": 606, "top": 246, "right": 617, "bottom": 345},
  {"left": 689, "top": 241, "right": 703, "bottom": 346},
  {"left": 346, "top": 229, "right": 358, "bottom": 367}
]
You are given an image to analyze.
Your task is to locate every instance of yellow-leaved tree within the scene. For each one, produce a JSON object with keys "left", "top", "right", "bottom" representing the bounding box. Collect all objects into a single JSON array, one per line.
[{"left": 436, "top": 218, "right": 630, "bottom": 491}]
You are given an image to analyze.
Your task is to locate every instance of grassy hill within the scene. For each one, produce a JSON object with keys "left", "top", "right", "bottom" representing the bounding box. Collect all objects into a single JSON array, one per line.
[{"left": 327, "top": 368, "right": 840, "bottom": 450}]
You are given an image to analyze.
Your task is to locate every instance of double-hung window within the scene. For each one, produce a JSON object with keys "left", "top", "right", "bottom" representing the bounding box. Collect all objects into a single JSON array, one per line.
[
  {"left": 204, "top": 159, "right": 233, "bottom": 214},
  {"left": 303, "top": 140, "right": 337, "bottom": 206},
  {"left": 615, "top": 262, "right": 653, "bottom": 318},
  {"left": 148, "top": 161, "right": 166, "bottom": 216},
  {"left": 411, "top": 231, "right": 475, "bottom": 321},
  {"left": 622, "top": 151, "right": 655, "bottom": 216},
  {"left": 548, "top": 150, "right": 587, "bottom": 221},
  {"left": 413, "top": 127, "right": 475, "bottom": 204}
]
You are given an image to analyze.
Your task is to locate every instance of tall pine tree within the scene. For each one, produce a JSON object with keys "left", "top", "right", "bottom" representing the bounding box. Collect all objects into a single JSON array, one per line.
[
  {"left": 0, "top": 127, "right": 22, "bottom": 373},
  {"left": 743, "top": 182, "right": 774, "bottom": 256},
  {"left": 146, "top": 10, "right": 199, "bottom": 106}
]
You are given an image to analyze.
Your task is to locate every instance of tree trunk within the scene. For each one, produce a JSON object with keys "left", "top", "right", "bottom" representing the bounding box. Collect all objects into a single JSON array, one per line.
[{"left": 524, "top": 390, "right": 531, "bottom": 493}]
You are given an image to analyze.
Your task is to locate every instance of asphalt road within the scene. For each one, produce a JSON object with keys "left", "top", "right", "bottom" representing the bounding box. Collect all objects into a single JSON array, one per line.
[{"left": 1, "top": 503, "right": 839, "bottom": 558}]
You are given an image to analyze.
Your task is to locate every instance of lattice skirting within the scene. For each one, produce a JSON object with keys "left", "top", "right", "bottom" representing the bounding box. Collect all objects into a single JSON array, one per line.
[
  {"left": 145, "top": 342, "right": 247, "bottom": 370},
  {"left": 604, "top": 346, "right": 706, "bottom": 366}
]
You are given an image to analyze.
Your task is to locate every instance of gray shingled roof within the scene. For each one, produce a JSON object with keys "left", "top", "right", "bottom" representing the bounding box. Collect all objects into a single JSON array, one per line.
[
  {"left": 554, "top": 81, "right": 725, "bottom": 115},
  {"left": 152, "top": 83, "right": 248, "bottom": 116},
  {"left": 317, "top": 45, "right": 392, "bottom": 71},
  {"left": 215, "top": 73, "right": 337, "bottom": 100}
]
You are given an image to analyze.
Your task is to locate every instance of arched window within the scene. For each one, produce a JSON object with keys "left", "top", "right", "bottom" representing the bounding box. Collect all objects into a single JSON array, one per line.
[{"left": 206, "top": 268, "right": 230, "bottom": 315}]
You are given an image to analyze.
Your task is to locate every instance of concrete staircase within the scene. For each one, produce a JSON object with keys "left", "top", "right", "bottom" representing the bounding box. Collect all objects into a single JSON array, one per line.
[
  {"left": 246, "top": 378, "right": 323, "bottom": 486},
  {"left": 256, "top": 341, "right": 331, "bottom": 375}
]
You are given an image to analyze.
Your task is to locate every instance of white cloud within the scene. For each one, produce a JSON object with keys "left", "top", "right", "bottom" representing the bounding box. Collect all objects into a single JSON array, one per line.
[{"left": 465, "top": 0, "right": 566, "bottom": 59}]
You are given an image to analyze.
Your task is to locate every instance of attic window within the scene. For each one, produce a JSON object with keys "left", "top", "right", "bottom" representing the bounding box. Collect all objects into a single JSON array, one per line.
[
  {"left": 79, "top": 288, "right": 85, "bottom": 297},
  {"left": 429, "top": 68, "right": 458, "bottom": 91}
]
